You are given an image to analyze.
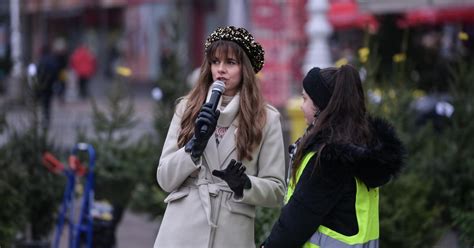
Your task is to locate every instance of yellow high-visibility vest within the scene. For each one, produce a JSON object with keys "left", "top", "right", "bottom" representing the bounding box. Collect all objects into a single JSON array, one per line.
[{"left": 287, "top": 152, "right": 379, "bottom": 248}]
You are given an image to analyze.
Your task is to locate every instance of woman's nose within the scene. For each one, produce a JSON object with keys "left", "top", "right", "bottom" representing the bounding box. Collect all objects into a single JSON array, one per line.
[{"left": 217, "top": 62, "right": 226, "bottom": 72}]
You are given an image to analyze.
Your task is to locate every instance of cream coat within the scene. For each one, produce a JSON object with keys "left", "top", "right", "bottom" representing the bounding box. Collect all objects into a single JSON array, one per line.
[{"left": 154, "top": 92, "right": 286, "bottom": 248}]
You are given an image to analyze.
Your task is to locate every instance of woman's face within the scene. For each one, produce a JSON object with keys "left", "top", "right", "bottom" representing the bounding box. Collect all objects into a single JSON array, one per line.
[
  {"left": 301, "top": 90, "right": 318, "bottom": 125},
  {"left": 211, "top": 50, "right": 242, "bottom": 96}
]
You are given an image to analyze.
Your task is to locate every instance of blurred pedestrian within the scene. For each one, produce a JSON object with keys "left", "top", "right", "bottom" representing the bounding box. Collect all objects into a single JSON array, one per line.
[
  {"left": 36, "top": 44, "right": 60, "bottom": 127},
  {"left": 0, "top": 44, "right": 12, "bottom": 94},
  {"left": 69, "top": 43, "right": 96, "bottom": 99},
  {"left": 52, "top": 38, "right": 68, "bottom": 103},
  {"left": 262, "top": 65, "right": 406, "bottom": 248},
  {"left": 154, "top": 26, "right": 286, "bottom": 248}
]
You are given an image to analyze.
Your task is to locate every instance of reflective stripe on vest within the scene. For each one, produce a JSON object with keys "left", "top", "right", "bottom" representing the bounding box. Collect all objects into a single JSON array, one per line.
[
  {"left": 286, "top": 152, "right": 380, "bottom": 248},
  {"left": 309, "top": 232, "right": 379, "bottom": 248}
]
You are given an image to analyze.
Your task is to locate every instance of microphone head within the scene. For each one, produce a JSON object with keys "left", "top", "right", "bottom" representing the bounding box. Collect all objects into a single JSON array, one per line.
[{"left": 211, "top": 80, "right": 226, "bottom": 94}]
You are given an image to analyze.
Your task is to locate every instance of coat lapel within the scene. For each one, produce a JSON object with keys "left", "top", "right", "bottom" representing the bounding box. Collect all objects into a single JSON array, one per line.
[
  {"left": 203, "top": 135, "right": 219, "bottom": 172},
  {"left": 217, "top": 124, "right": 237, "bottom": 169},
  {"left": 215, "top": 93, "right": 240, "bottom": 170},
  {"left": 205, "top": 92, "right": 240, "bottom": 171}
]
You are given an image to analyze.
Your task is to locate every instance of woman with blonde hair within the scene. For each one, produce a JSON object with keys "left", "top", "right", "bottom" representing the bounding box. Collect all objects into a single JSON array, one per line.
[{"left": 154, "top": 26, "right": 286, "bottom": 248}]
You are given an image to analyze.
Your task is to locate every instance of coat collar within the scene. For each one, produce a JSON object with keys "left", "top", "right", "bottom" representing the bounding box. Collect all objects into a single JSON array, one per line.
[
  {"left": 204, "top": 87, "right": 240, "bottom": 127},
  {"left": 306, "top": 116, "right": 406, "bottom": 188}
]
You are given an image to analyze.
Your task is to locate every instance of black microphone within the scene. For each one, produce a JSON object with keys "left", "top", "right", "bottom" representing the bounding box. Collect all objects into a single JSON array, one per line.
[
  {"left": 200, "top": 80, "right": 226, "bottom": 134},
  {"left": 185, "top": 81, "right": 226, "bottom": 156}
]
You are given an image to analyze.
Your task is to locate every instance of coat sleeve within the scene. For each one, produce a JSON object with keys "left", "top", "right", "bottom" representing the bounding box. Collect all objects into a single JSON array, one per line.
[
  {"left": 263, "top": 156, "right": 349, "bottom": 248},
  {"left": 235, "top": 107, "right": 286, "bottom": 208},
  {"left": 156, "top": 100, "right": 201, "bottom": 193}
]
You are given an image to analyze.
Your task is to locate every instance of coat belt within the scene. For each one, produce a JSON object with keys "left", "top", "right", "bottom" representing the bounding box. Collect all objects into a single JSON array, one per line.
[{"left": 183, "top": 177, "right": 232, "bottom": 227}]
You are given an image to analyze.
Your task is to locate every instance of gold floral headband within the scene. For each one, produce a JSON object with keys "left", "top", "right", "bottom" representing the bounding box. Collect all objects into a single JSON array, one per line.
[{"left": 205, "top": 26, "right": 265, "bottom": 73}]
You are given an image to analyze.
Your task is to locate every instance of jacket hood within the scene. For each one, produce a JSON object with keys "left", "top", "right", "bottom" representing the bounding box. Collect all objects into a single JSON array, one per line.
[{"left": 317, "top": 117, "right": 407, "bottom": 188}]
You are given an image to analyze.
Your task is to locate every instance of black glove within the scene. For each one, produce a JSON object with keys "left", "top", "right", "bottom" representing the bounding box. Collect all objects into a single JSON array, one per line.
[
  {"left": 185, "top": 102, "right": 220, "bottom": 159},
  {"left": 212, "top": 159, "right": 252, "bottom": 197}
]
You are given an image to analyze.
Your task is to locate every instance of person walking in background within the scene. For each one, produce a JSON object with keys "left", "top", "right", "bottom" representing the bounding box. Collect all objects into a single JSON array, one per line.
[
  {"left": 36, "top": 44, "right": 60, "bottom": 127},
  {"left": 0, "top": 45, "right": 12, "bottom": 94},
  {"left": 262, "top": 65, "right": 406, "bottom": 248},
  {"left": 52, "top": 38, "right": 68, "bottom": 103},
  {"left": 69, "top": 43, "right": 96, "bottom": 99},
  {"left": 154, "top": 26, "right": 286, "bottom": 248}
]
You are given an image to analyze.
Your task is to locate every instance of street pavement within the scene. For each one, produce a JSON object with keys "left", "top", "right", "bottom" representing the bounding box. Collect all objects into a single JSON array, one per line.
[{"left": 2, "top": 76, "right": 161, "bottom": 248}]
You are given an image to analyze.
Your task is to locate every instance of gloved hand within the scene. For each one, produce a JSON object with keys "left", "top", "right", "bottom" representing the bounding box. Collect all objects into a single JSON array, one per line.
[
  {"left": 212, "top": 159, "right": 252, "bottom": 197},
  {"left": 185, "top": 102, "right": 220, "bottom": 159},
  {"left": 195, "top": 102, "right": 220, "bottom": 145}
]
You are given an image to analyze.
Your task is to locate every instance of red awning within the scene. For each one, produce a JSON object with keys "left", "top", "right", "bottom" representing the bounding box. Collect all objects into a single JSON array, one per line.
[
  {"left": 328, "top": 0, "right": 379, "bottom": 31},
  {"left": 398, "top": 6, "right": 474, "bottom": 28}
]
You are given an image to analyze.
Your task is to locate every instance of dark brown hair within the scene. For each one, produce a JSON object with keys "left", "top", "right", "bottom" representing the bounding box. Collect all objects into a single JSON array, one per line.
[{"left": 291, "top": 64, "right": 372, "bottom": 184}]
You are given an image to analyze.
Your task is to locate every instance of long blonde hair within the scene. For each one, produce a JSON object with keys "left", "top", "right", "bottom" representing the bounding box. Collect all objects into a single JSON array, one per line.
[{"left": 177, "top": 40, "right": 267, "bottom": 161}]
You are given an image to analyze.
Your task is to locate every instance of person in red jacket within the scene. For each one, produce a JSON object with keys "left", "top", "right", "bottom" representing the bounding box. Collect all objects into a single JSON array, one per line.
[{"left": 70, "top": 43, "right": 96, "bottom": 99}]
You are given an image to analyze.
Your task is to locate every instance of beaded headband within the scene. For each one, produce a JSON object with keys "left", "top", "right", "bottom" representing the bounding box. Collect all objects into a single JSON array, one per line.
[{"left": 205, "top": 26, "right": 265, "bottom": 73}]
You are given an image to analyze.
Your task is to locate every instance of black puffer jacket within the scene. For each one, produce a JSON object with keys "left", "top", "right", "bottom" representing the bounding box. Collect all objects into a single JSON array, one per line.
[{"left": 264, "top": 117, "right": 406, "bottom": 248}]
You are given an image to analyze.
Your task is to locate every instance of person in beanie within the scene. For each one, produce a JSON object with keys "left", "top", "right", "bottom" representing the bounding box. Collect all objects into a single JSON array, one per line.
[
  {"left": 154, "top": 26, "right": 286, "bottom": 248},
  {"left": 262, "top": 65, "right": 406, "bottom": 248}
]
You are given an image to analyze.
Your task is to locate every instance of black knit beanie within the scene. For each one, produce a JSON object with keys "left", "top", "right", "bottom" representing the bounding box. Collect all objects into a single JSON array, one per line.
[{"left": 302, "top": 67, "right": 332, "bottom": 111}]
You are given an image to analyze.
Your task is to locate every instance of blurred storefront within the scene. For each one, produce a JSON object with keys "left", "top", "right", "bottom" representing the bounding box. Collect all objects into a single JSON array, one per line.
[
  {"left": 250, "top": 0, "right": 307, "bottom": 108},
  {"left": 21, "top": 0, "right": 232, "bottom": 83},
  {"left": 324, "top": 0, "right": 474, "bottom": 69},
  {"left": 358, "top": 0, "right": 473, "bottom": 14},
  {"left": 3, "top": 0, "right": 473, "bottom": 98},
  {"left": 24, "top": 0, "right": 127, "bottom": 79},
  {"left": 16, "top": 0, "right": 306, "bottom": 107}
]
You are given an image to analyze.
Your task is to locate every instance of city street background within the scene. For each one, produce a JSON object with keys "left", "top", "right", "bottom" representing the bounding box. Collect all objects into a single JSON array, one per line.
[
  {"left": 2, "top": 76, "right": 161, "bottom": 248},
  {"left": 1, "top": 0, "right": 473, "bottom": 247}
]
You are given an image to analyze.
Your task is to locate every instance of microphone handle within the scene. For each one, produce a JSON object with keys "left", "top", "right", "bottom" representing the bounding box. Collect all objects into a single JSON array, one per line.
[
  {"left": 208, "top": 91, "right": 222, "bottom": 112},
  {"left": 199, "top": 90, "right": 222, "bottom": 134}
]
